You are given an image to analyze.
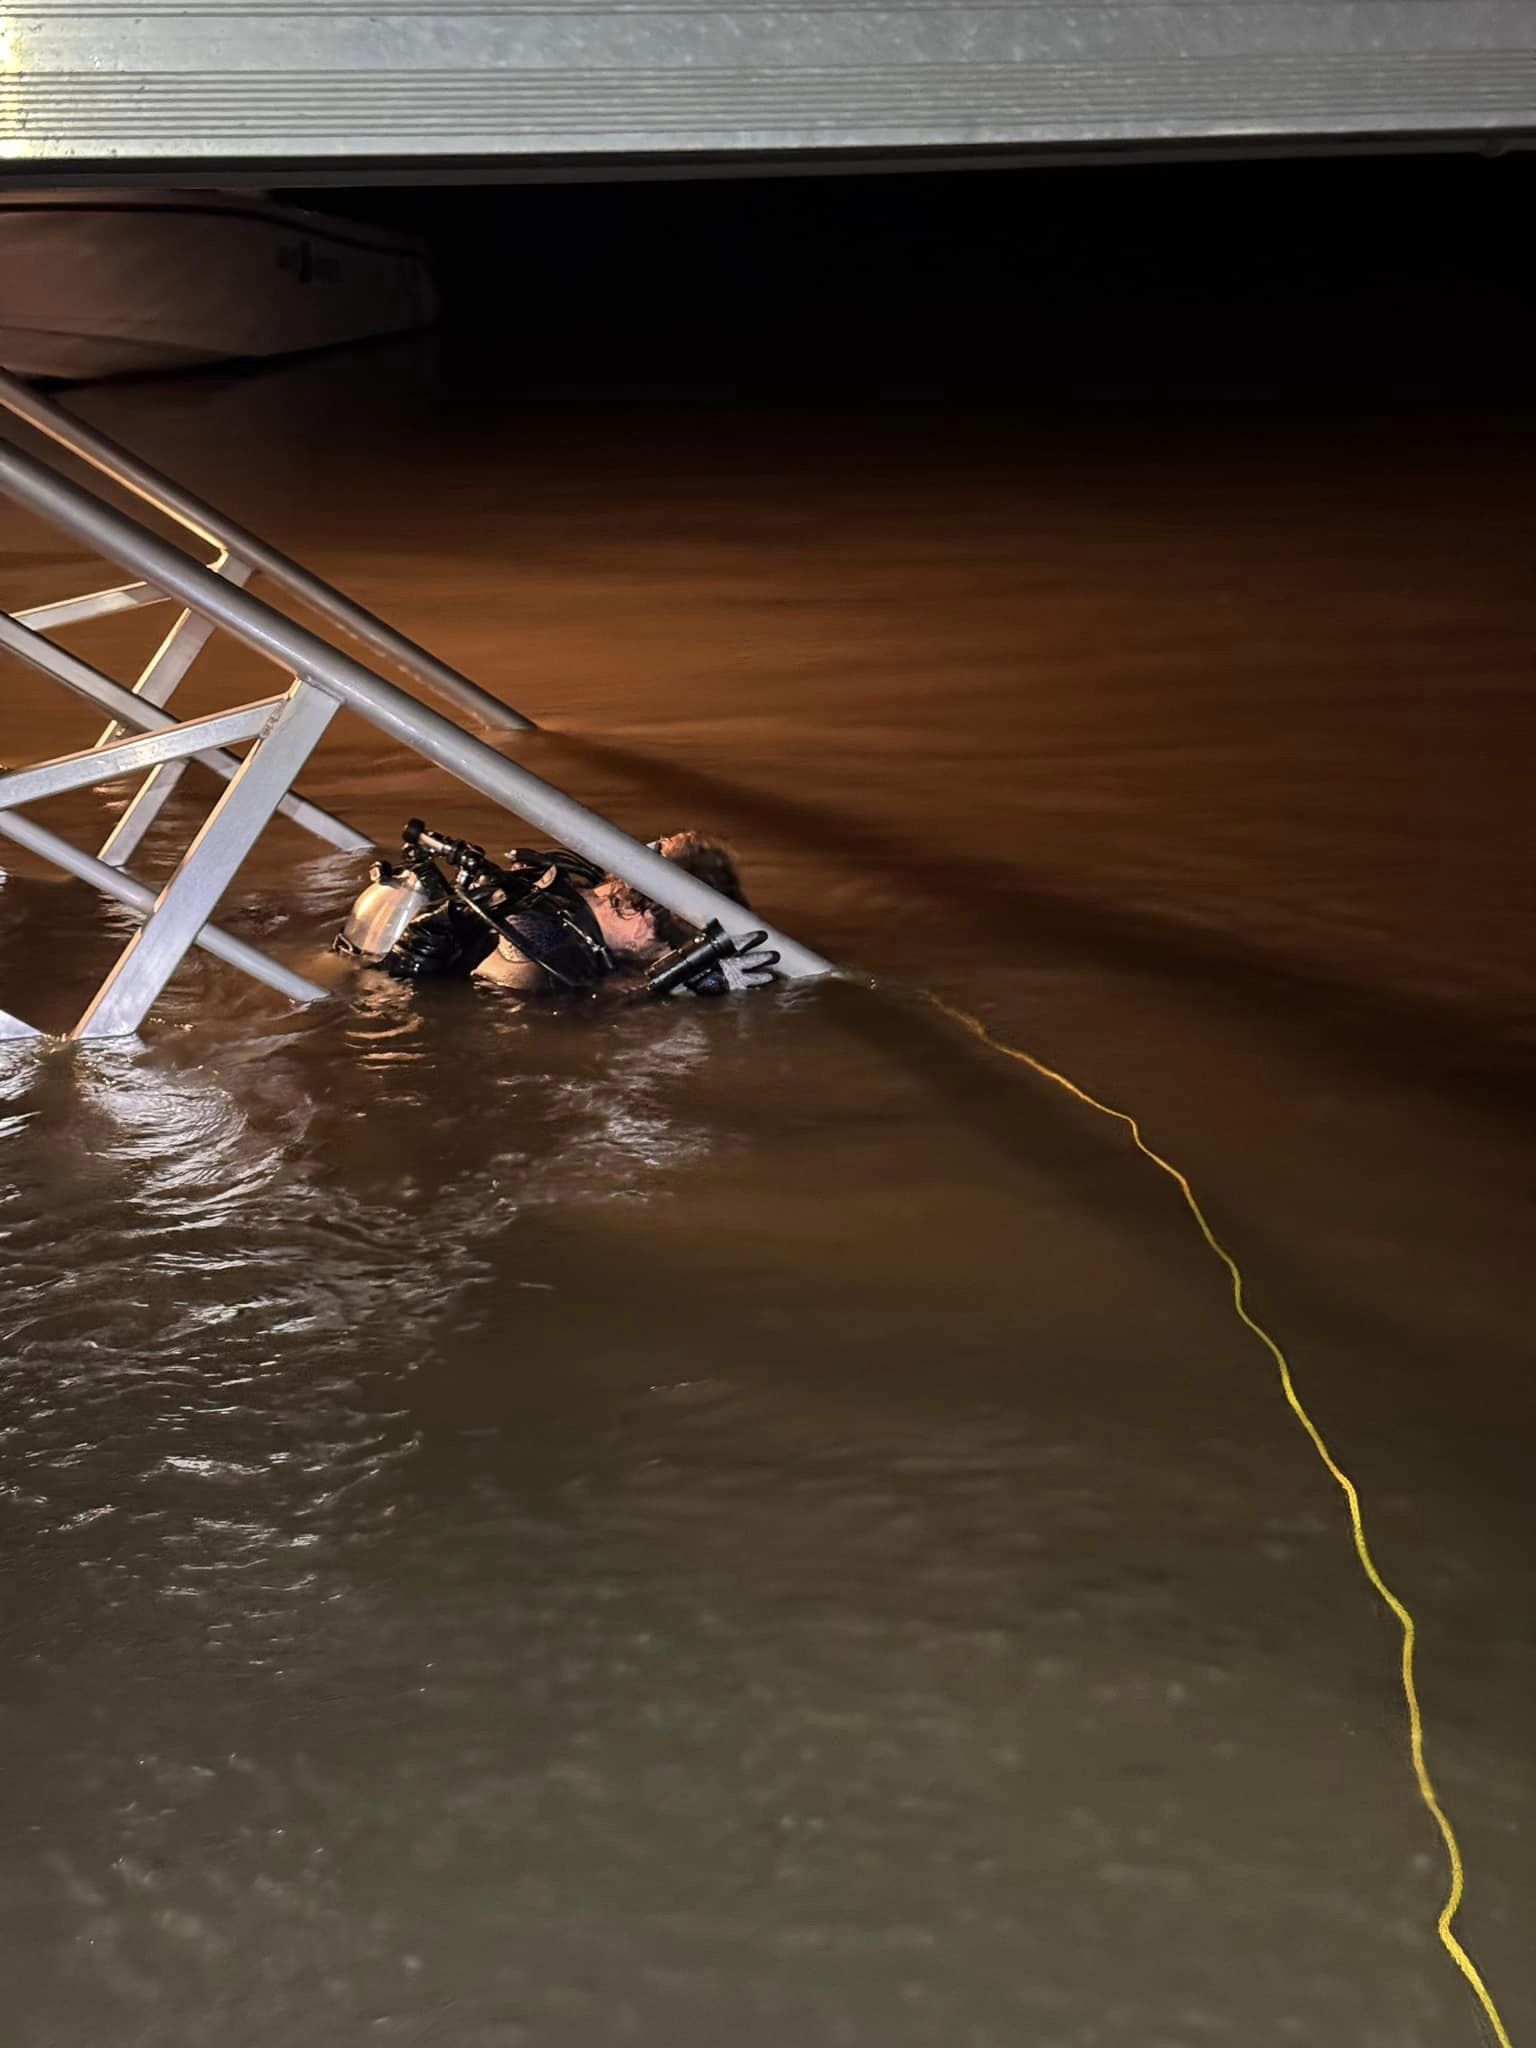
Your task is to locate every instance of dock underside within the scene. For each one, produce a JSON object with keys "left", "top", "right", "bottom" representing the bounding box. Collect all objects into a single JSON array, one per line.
[{"left": 2, "top": 3, "right": 1534, "bottom": 182}]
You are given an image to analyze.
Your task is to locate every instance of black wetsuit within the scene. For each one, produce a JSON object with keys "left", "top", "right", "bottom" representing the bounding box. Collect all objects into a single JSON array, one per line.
[
  {"left": 488, "top": 890, "right": 613, "bottom": 993},
  {"left": 386, "top": 846, "right": 614, "bottom": 991}
]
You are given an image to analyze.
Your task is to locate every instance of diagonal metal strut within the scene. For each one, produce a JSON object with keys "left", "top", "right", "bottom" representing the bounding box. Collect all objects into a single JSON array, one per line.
[
  {"left": 0, "top": 696, "right": 288, "bottom": 811},
  {"left": 0, "top": 806, "right": 326, "bottom": 1009},
  {"left": 0, "top": 609, "right": 371, "bottom": 859},
  {"left": 15, "top": 581, "right": 169, "bottom": 633},
  {"left": 72, "top": 680, "right": 341, "bottom": 1039}
]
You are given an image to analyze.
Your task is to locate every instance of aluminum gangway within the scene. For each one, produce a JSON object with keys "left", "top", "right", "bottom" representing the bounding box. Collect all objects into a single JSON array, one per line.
[{"left": 0, "top": 375, "right": 831, "bottom": 1041}]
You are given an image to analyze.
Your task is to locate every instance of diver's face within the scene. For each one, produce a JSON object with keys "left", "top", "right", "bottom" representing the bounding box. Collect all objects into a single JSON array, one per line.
[{"left": 590, "top": 883, "right": 660, "bottom": 959}]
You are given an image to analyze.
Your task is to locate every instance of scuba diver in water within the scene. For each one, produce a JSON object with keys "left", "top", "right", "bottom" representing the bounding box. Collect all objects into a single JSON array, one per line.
[{"left": 335, "top": 820, "right": 781, "bottom": 1002}]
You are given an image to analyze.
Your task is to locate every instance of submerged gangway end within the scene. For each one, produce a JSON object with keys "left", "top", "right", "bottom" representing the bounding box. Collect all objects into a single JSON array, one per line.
[{"left": 0, "top": 376, "right": 832, "bottom": 1040}]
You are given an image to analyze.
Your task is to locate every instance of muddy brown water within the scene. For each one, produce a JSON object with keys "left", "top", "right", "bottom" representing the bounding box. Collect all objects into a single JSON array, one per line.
[{"left": 1, "top": 346, "right": 1532, "bottom": 2047}]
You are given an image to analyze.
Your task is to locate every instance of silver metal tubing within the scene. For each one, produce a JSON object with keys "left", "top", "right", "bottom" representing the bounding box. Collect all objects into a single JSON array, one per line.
[
  {"left": 0, "top": 608, "right": 373, "bottom": 859},
  {"left": 73, "top": 681, "right": 340, "bottom": 1039},
  {"left": 93, "top": 556, "right": 258, "bottom": 863},
  {"left": 0, "top": 808, "right": 326, "bottom": 1008},
  {"left": 0, "top": 369, "right": 533, "bottom": 737},
  {"left": 0, "top": 441, "right": 834, "bottom": 980},
  {"left": 0, "top": 697, "right": 287, "bottom": 811},
  {"left": 96, "top": 553, "right": 254, "bottom": 747},
  {"left": 15, "top": 581, "right": 169, "bottom": 633},
  {"left": 97, "top": 758, "right": 193, "bottom": 869}
]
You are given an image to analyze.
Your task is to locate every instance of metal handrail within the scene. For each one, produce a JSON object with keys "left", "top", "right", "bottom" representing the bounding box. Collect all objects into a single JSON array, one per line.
[
  {"left": 0, "top": 436, "right": 833, "bottom": 983},
  {"left": 0, "top": 367, "right": 532, "bottom": 736}
]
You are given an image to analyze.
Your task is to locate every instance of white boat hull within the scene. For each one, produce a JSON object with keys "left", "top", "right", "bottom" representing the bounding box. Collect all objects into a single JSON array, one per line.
[{"left": 0, "top": 191, "right": 438, "bottom": 382}]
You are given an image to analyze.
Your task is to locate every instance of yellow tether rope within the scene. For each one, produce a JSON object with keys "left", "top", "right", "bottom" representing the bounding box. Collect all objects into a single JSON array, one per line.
[{"left": 920, "top": 990, "right": 1514, "bottom": 2048}]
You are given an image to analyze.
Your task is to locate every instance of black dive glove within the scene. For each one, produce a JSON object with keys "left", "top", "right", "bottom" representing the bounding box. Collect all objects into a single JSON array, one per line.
[
  {"left": 384, "top": 902, "right": 496, "bottom": 981},
  {"left": 644, "top": 922, "right": 781, "bottom": 1000}
]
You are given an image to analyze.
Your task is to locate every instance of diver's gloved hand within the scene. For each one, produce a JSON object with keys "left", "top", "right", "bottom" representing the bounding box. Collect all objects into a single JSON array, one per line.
[
  {"left": 712, "top": 934, "right": 781, "bottom": 995},
  {"left": 646, "top": 922, "right": 780, "bottom": 999}
]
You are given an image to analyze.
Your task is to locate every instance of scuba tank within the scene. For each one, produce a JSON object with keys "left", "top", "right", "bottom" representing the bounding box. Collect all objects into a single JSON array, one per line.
[{"left": 334, "top": 858, "right": 446, "bottom": 961}]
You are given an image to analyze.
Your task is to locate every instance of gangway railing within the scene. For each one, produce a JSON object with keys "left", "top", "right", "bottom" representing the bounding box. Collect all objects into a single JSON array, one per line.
[
  {"left": 0, "top": 368, "right": 532, "bottom": 739},
  {"left": 0, "top": 421, "right": 831, "bottom": 1042}
]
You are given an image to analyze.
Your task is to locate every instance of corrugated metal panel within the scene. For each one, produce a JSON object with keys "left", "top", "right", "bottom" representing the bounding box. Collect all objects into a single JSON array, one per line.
[{"left": 2, "top": 2, "right": 1534, "bottom": 169}]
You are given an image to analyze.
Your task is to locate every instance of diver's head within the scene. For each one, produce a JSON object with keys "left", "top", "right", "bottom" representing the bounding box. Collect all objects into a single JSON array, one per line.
[{"left": 593, "top": 832, "right": 749, "bottom": 953}]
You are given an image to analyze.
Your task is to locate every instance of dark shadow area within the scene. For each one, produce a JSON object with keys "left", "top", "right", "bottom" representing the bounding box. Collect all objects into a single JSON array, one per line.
[
  {"left": 306, "top": 152, "right": 1536, "bottom": 422},
  {"left": 545, "top": 730, "right": 1536, "bottom": 1133}
]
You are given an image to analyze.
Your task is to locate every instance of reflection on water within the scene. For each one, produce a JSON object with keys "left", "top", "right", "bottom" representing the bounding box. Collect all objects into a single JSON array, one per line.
[{"left": 0, "top": 350, "right": 1532, "bottom": 2046}]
